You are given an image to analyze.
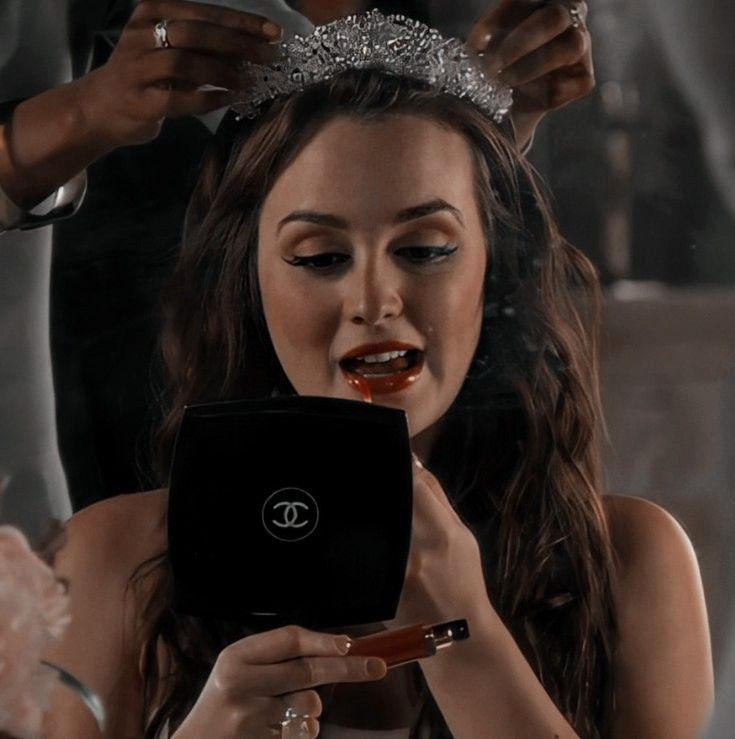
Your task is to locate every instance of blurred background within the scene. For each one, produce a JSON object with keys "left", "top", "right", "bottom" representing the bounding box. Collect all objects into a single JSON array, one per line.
[{"left": 1, "top": 0, "right": 733, "bottom": 734}]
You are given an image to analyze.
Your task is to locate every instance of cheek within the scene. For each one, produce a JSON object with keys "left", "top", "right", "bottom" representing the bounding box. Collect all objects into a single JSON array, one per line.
[
  {"left": 259, "top": 265, "right": 338, "bottom": 377},
  {"left": 463, "top": 248, "right": 487, "bottom": 340},
  {"left": 424, "top": 262, "right": 486, "bottom": 368},
  {"left": 449, "top": 284, "right": 485, "bottom": 364}
]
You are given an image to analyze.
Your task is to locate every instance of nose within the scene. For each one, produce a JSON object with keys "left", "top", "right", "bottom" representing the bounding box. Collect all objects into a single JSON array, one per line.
[{"left": 343, "top": 261, "right": 404, "bottom": 326}]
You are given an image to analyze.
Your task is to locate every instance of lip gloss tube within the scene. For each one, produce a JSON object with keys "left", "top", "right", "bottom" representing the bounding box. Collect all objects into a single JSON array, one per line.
[{"left": 345, "top": 619, "right": 470, "bottom": 668}]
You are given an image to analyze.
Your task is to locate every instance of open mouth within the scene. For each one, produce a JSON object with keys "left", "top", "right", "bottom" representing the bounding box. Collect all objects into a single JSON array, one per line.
[{"left": 339, "top": 348, "right": 425, "bottom": 397}]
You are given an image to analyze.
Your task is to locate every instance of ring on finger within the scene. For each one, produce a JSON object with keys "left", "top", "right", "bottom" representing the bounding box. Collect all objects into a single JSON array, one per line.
[
  {"left": 279, "top": 706, "right": 312, "bottom": 738},
  {"left": 153, "top": 19, "right": 172, "bottom": 49},
  {"left": 281, "top": 704, "right": 313, "bottom": 725},
  {"left": 568, "top": 6, "right": 582, "bottom": 29},
  {"left": 280, "top": 706, "right": 301, "bottom": 726}
]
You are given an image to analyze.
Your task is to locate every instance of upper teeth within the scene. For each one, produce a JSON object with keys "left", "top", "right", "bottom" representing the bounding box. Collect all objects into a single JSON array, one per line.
[{"left": 359, "top": 349, "right": 410, "bottom": 363}]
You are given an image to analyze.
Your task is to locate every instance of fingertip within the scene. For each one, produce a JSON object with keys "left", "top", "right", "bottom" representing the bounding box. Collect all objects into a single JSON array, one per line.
[
  {"left": 262, "top": 21, "right": 283, "bottom": 41},
  {"left": 366, "top": 657, "right": 387, "bottom": 679},
  {"left": 467, "top": 27, "right": 493, "bottom": 52},
  {"left": 478, "top": 30, "right": 494, "bottom": 49},
  {"left": 301, "top": 716, "right": 318, "bottom": 736}
]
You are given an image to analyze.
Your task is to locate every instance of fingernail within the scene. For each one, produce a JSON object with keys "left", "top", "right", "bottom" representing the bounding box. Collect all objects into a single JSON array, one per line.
[
  {"left": 470, "top": 30, "right": 492, "bottom": 50},
  {"left": 335, "top": 635, "right": 352, "bottom": 654},
  {"left": 412, "top": 453, "right": 424, "bottom": 469},
  {"left": 366, "top": 658, "right": 386, "bottom": 677},
  {"left": 262, "top": 21, "right": 283, "bottom": 40}
]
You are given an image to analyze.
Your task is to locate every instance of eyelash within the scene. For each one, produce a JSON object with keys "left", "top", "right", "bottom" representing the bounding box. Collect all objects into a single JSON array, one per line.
[{"left": 283, "top": 245, "right": 459, "bottom": 271}]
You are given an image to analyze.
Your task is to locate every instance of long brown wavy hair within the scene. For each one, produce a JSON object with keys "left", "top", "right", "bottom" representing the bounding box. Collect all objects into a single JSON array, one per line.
[{"left": 129, "top": 68, "right": 619, "bottom": 738}]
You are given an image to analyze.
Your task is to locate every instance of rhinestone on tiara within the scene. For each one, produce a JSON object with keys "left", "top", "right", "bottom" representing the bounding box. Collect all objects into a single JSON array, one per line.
[{"left": 230, "top": 9, "right": 513, "bottom": 123}]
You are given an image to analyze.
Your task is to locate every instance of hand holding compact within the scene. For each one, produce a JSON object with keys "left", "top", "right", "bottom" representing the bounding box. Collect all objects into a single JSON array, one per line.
[
  {"left": 390, "top": 456, "right": 490, "bottom": 631},
  {"left": 77, "top": 0, "right": 282, "bottom": 149},
  {"left": 171, "top": 624, "right": 386, "bottom": 739}
]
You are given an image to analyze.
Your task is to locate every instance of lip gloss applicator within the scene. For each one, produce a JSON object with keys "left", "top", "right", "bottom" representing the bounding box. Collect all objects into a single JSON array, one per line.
[{"left": 345, "top": 619, "right": 470, "bottom": 668}]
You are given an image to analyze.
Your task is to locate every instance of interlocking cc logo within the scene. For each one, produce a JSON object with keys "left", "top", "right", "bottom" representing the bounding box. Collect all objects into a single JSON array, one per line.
[{"left": 261, "top": 487, "right": 320, "bottom": 542}]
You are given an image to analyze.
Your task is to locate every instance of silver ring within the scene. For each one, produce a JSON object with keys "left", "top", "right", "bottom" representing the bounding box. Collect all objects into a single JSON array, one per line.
[
  {"left": 280, "top": 706, "right": 300, "bottom": 726},
  {"left": 568, "top": 6, "right": 582, "bottom": 28},
  {"left": 153, "top": 19, "right": 171, "bottom": 49}
]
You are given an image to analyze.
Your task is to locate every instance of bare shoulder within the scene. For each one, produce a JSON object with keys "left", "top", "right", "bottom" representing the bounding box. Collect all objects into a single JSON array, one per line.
[
  {"left": 42, "top": 490, "right": 169, "bottom": 738},
  {"left": 602, "top": 495, "right": 711, "bottom": 622},
  {"left": 58, "top": 488, "right": 168, "bottom": 580},
  {"left": 601, "top": 494, "right": 714, "bottom": 738},
  {"left": 602, "top": 493, "right": 695, "bottom": 567}
]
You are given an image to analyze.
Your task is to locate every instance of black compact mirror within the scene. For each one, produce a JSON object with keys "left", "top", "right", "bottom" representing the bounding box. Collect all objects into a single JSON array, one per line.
[{"left": 167, "top": 396, "right": 413, "bottom": 630}]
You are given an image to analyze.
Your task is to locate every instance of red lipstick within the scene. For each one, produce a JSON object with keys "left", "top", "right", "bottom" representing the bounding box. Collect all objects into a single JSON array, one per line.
[
  {"left": 339, "top": 341, "right": 424, "bottom": 399},
  {"left": 345, "top": 619, "right": 470, "bottom": 669}
]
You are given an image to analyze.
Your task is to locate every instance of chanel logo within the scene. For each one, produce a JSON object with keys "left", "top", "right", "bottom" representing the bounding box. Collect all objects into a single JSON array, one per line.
[
  {"left": 261, "top": 487, "right": 320, "bottom": 542},
  {"left": 273, "top": 501, "right": 309, "bottom": 528}
]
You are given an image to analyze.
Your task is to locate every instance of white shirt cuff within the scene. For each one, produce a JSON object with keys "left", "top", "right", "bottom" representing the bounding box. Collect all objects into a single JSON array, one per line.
[{"left": 0, "top": 169, "right": 88, "bottom": 233}]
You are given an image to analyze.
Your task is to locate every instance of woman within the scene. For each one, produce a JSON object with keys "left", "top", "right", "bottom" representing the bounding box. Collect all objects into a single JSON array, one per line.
[{"left": 42, "top": 12, "right": 713, "bottom": 739}]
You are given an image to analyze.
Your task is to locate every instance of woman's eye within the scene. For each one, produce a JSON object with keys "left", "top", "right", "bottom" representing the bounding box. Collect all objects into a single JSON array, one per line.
[
  {"left": 397, "top": 245, "right": 458, "bottom": 263},
  {"left": 283, "top": 253, "right": 350, "bottom": 271}
]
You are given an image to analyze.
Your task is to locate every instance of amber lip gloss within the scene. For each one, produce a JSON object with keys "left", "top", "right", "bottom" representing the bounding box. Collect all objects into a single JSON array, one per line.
[
  {"left": 345, "top": 619, "right": 470, "bottom": 668},
  {"left": 339, "top": 341, "right": 425, "bottom": 401}
]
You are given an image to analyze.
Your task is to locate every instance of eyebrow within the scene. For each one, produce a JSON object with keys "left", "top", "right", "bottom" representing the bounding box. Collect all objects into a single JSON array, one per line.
[
  {"left": 395, "top": 199, "right": 465, "bottom": 227},
  {"left": 276, "top": 198, "right": 465, "bottom": 235}
]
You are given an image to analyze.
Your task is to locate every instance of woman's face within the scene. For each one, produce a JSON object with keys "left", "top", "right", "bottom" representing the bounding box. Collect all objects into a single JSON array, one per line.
[{"left": 257, "top": 114, "right": 487, "bottom": 438}]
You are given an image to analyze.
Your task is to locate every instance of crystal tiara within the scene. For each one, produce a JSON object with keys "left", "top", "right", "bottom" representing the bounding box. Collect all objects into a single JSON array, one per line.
[{"left": 230, "top": 9, "right": 513, "bottom": 123}]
